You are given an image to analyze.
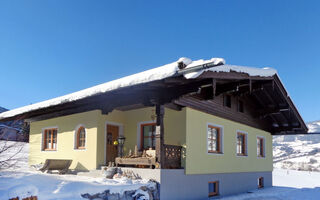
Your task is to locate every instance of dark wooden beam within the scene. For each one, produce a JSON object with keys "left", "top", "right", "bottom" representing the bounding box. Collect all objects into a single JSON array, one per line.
[
  {"left": 165, "top": 103, "right": 183, "bottom": 111},
  {"left": 273, "top": 75, "right": 308, "bottom": 131},
  {"left": 272, "top": 125, "right": 302, "bottom": 133},
  {"left": 25, "top": 105, "right": 99, "bottom": 122},
  {"left": 155, "top": 104, "right": 165, "bottom": 169},
  {"left": 212, "top": 79, "right": 216, "bottom": 98},
  {"left": 198, "top": 71, "right": 274, "bottom": 81},
  {"left": 257, "top": 108, "right": 289, "bottom": 119}
]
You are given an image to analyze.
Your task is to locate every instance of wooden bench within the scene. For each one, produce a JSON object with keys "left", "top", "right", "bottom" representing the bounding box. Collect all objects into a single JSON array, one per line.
[
  {"left": 115, "top": 157, "right": 156, "bottom": 168},
  {"left": 39, "top": 159, "right": 72, "bottom": 174}
]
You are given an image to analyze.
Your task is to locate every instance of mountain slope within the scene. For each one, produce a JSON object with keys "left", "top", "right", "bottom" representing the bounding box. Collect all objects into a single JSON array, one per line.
[
  {"left": 273, "top": 121, "right": 320, "bottom": 171},
  {"left": 307, "top": 120, "right": 320, "bottom": 133},
  {"left": 0, "top": 107, "right": 8, "bottom": 113}
]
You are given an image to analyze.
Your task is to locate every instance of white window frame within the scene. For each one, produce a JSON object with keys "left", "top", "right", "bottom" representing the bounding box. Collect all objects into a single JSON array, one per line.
[
  {"left": 236, "top": 130, "right": 248, "bottom": 157},
  {"left": 207, "top": 123, "right": 224, "bottom": 155},
  {"left": 74, "top": 124, "right": 87, "bottom": 151}
]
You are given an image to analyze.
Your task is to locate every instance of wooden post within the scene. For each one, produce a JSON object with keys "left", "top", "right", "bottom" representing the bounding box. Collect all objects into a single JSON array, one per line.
[
  {"left": 155, "top": 104, "right": 165, "bottom": 168},
  {"left": 212, "top": 79, "right": 216, "bottom": 99}
]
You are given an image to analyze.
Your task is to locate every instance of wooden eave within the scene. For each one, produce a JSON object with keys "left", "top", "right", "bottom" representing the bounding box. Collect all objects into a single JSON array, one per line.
[
  {"left": 0, "top": 70, "right": 307, "bottom": 136},
  {"left": 180, "top": 71, "right": 308, "bottom": 135},
  {"left": 2, "top": 77, "right": 209, "bottom": 122}
]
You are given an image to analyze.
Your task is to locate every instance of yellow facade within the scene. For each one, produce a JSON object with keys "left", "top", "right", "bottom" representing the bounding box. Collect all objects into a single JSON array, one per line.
[
  {"left": 29, "top": 107, "right": 186, "bottom": 170},
  {"left": 29, "top": 110, "right": 100, "bottom": 170},
  {"left": 96, "top": 107, "right": 186, "bottom": 168},
  {"left": 29, "top": 106, "right": 272, "bottom": 173},
  {"left": 185, "top": 107, "right": 273, "bottom": 174}
]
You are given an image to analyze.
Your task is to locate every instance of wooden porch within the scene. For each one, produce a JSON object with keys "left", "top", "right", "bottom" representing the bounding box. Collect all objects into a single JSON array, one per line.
[
  {"left": 115, "top": 144, "right": 182, "bottom": 169},
  {"left": 114, "top": 105, "right": 183, "bottom": 169}
]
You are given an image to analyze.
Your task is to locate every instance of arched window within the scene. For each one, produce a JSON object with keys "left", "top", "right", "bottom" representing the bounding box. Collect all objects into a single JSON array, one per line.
[{"left": 76, "top": 126, "right": 86, "bottom": 149}]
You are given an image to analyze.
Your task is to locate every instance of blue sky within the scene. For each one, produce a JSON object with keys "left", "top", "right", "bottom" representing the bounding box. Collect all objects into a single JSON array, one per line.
[{"left": 0, "top": 1, "right": 319, "bottom": 122}]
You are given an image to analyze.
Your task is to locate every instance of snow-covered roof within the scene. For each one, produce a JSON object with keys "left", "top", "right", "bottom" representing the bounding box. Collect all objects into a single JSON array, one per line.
[{"left": 0, "top": 57, "right": 277, "bottom": 120}]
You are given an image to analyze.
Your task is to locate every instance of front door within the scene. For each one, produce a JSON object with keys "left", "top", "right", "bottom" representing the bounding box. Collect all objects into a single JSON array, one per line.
[{"left": 106, "top": 125, "right": 119, "bottom": 164}]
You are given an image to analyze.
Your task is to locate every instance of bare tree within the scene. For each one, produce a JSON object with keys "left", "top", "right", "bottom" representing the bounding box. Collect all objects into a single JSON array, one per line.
[
  {"left": 0, "top": 140, "right": 24, "bottom": 170},
  {"left": 0, "top": 119, "right": 28, "bottom": 170}
]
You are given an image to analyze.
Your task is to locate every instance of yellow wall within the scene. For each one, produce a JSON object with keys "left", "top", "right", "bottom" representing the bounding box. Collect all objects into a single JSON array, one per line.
[
  {"left": 96, "top": 109, "right": 126, "bottom": 168},
  {"left": 96, "top": 107, "right": 186, "bottom": 168},
  {"left": 185, "top": 108, "right": 273, "bottom": 175},
  {"left": 28, "top": 106, "right": 186, "bottom": 170},
  {"left": 29, "top": 110, "right": 100, "bottom": 171},
  {"left": 29, "top": 106, "right": 270, "bottom": 173}
]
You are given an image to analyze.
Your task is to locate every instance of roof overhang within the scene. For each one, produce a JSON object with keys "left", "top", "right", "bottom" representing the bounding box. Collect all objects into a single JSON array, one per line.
[{"left": 0, "top": 57, "right": 307, "bottom": 135}]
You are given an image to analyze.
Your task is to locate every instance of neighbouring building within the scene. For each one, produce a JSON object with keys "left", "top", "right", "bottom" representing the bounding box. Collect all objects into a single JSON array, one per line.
[
  {"left": 0, "top": 57, "right": 307, "bottom": 199},
  {"left": 0, "top": 106, "right": 26, "bottom": 141}
]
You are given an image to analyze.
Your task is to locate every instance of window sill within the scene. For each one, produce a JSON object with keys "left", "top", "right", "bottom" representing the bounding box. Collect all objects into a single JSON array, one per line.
[
  {"left": 42, "top": 149, "right": 57, "bottom": 152},
  {"left": 74, "top": 147, "right": 86, "bottom": 151},
  {"left": 237, "top": 154, "right": 247, "bottom": 157},
  {"left": 208, "top": 151, "right": 223, "bottom": 155}
]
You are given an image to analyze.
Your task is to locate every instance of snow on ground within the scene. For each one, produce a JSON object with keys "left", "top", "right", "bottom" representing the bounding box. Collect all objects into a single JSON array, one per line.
[
  {"left": 2, "top": 141, "right": 320, "bottom": 199},
  {"left": 0, "top": 141, "right": 28, "bottom": 170},
  {"left": 0, "top": 141, "right": 155, "bottom": 200},
  {"left": 221, "top": 169, "right": 320, "bottom": 200},
  {"left": 0, "top": 171, "right": 155, "bottom": 200}
]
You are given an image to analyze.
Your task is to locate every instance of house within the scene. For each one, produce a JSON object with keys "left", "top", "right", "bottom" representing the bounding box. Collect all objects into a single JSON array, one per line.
[
  {"left": 0, "top": 57, "right": 307, "bottom": 199},
  {"left": 0, "top": 106, "right": 26, "bottom": 141}
]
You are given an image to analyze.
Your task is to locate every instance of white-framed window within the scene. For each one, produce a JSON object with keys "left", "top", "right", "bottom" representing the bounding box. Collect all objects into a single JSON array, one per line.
[
  {"left": 257, "top": 136, "right": 265, "bottom": 157},
  {"left": 236, "top": 131, "right": 248, "bottom": 156},
  {"left": 207, "top": 124, "right": 223, "bottom": 154}
]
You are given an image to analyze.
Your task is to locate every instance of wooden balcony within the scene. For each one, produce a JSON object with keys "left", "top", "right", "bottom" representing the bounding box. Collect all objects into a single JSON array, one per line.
[{"left": 163, "top": 144, "right": 182, "bottom": 169}]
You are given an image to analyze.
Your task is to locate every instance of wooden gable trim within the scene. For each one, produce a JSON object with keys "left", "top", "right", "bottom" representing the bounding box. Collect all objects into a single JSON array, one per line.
[{"left": 273, "top": 75, "right": 308, "bottom": 132}]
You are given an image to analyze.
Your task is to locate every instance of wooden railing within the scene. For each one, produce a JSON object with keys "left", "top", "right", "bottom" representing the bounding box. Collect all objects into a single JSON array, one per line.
[{"left": 163, "top": 144, "right": 182, "bottom": 169}]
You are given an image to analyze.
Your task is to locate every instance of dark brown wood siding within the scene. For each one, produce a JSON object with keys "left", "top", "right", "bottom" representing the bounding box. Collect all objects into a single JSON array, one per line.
[{"left": 175, "top": 94, "right": 270, "bottom": 132}]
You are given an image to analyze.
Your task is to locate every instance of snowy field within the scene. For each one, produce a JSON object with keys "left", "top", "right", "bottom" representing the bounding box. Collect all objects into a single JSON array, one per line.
[
  {"left": 273, "top": 121, "right": 320, "bottom": 171},
  {"left": 1, "top": 141, "right": 320, "bottom": 199},
  {"left": 0, "top": 141, "right": 155, "bottom": 200},
  {"left": 0, "top": 171, "right": 155, "bottom": 199},
  {"left": 1, "top": 169, "right": 320, "bottom": 200},
  {"left": 222, "top": 169, "right": 320, "bottom": 200}
]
